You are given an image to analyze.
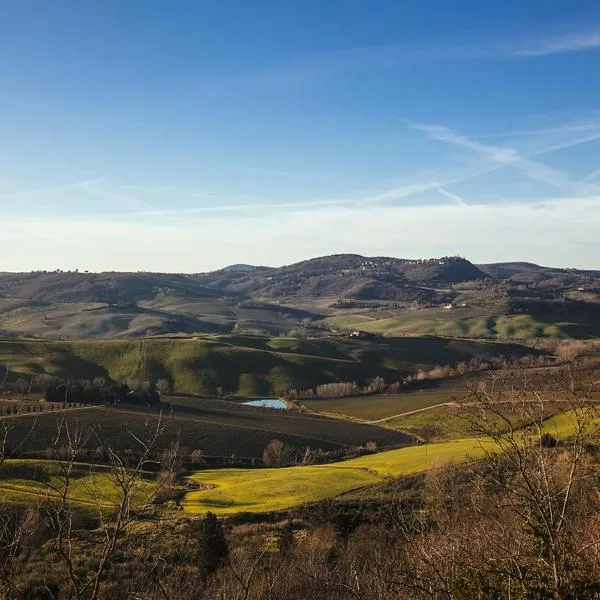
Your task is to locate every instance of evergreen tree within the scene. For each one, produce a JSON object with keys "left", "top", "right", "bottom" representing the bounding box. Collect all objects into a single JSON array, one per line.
[
  {"left": 197, "top": 511, "right": 228, "bottom": 575},
  {"left": 277, "top": 520, "right": 295, "bottom": 554}
]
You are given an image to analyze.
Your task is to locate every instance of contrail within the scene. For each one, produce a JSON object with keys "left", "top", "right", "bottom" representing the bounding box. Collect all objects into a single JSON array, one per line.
[
  {"left": 580, "top": 167, "right": 600, "bottom": 184},
  {"left": 437, "top": 187, "right": 468, "bottom": 206}
]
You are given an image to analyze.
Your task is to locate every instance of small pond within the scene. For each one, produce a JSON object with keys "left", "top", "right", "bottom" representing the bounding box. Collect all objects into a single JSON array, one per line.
[{"left": 243, "top": 398, "right": 288, "bottom": 409}]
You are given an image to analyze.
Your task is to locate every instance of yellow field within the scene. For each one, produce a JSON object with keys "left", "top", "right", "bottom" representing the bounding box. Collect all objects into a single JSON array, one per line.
[
  {"left": 183, "top": 409, "right": 598, "bottom": 515},
  {"left": 540, "top": 408, "right": 600, "bottom": 438},
  {"left": 182, "top": 438, "right": 492, "bottom": 514}
]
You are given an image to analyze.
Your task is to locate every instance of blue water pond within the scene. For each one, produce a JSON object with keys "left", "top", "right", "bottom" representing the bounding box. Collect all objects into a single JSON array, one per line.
[{"left": 243, "top": 398, "right": 288, "bottom": 409}]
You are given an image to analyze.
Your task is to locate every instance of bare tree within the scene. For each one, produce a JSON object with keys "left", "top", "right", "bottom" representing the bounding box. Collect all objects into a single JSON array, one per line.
[
  {"left": 262, "top": 439, "right": 286, "bottom": 467},
  {"left": 14, "top": 378, "right": 27, "bottom": 400},
  {"left": 0, "top": 363, "right": 8, "bottom": 397},
  {"left": 386, "top": 369, "right": 600, "bottom": 600},
  {"left": 44, "top": 412, "right": 177, "bottom": 600},
  {"left": 0, "top": 370, "right": 38, "bottom": 599}
]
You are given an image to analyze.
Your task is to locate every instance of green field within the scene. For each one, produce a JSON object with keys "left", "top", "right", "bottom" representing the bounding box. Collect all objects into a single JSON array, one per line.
[
  {"left": 383, "top": 396, "right": 578, "bottom": 441},
  {"left": 325, "top": 310, "right": 600, "bottom": 339},
  {"left": 0, "top": 459, "right": 156, "bottom": 508},
  {"left": 384, "top": 405, "right": 485, "bottom": 441},
  {"left": 301, "top": 373, "right": 487, "bottom": 424},
  {"left": 302, "top": 391, "right": 456, "bottom": 421},
  {"left": 0, "top": 334, "right": 538, "bottom": 396}
]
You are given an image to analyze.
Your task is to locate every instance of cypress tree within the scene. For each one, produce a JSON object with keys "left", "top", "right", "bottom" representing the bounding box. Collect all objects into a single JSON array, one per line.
[{"left": 197, "top": 511, "right": 228, "bottom": 575}]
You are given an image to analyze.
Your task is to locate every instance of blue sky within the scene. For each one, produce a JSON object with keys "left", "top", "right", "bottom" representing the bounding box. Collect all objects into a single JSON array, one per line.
[{"left": 2, "top": 0, "right": 600, "bottom": 271}]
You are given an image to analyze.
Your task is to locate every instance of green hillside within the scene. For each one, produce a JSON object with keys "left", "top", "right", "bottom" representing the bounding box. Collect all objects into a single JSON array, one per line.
[
  {"left": 325, "top": 309, "right": 600, "bottom": 339},
  {"left": 0, "top": 334, "right": 538, "bottom": 396},
  {"left": 0, "top": 460, "right": 156, "bottom": 509}
]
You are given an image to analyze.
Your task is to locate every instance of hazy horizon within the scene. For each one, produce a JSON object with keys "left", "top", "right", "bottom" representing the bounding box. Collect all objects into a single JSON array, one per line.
[{"left": 1, "top": 251, "right": 597, "bottom": 275}]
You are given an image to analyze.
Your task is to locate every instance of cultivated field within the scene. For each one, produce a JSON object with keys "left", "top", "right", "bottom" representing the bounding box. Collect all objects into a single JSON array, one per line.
[
  {"left": 0, "top": 401, "right": 593, "bottom": 514},
  {"left": 304, "top": 394, "right": 569, "bottom": 443},
  {"left": 300, "top": 372, "right": 480, "bottom": 421},
  {"left": 302, "top": 392, "right": 454, "bottom": 421},
  {"left": 2, "top": 399, "right": 411, "bottom": 459}
]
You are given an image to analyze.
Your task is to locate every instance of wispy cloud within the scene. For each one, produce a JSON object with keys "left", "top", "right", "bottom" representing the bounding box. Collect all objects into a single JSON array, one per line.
[
  {"left": 473, "top": 121, "right": 600, "bottom": 140},
  {"left": 130, "top": 197, "right": 349, "bottom": 218},
  {"left": 201, "top": 23, "right": 600, "bottom": 93},
  {"left": 406, "top": 119, "right": 600, "bottom": 198},
  {"left": 121, "top": 183, "right": 272, "bottom": 205},
  {"left": 579, "top": 167, "right": 600, "bottom": 184},
  {"left": 0, "top": 179, "right": 155, "bottom": 213},
  {"left": 507, "top": 31, "right": 600, "bottom": 57},
  {"left": 5, "top": 115, "right": 600, "bottom": 222},
  {"left": 79, "top": 180, "right": 153, "bottom": 211},
  {"left": 122, "top": 117, "right": 600, "bottom": 216},
  {"left": 3, "top": 195, "right": 600, "bottom": 272},
  {"left": 362, "top": 181, "right": 443, "bottom": 203},
  {"left": 0, "top": 179, "right": 106, "bottom": 198},
  {"left": 437, "top": 187, "right": 468, "bottom": 206}
]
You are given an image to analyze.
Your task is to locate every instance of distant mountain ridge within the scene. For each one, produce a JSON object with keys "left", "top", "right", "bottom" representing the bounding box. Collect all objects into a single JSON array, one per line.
[
  {"left": 1, "top": 254, "right": 598, "bottom": 305},
  {"left": 194, "top": 255, "right": 487, "bottom": 301},
  {"left": 1, "top": 254, "right": 599, "bottom": 340}
]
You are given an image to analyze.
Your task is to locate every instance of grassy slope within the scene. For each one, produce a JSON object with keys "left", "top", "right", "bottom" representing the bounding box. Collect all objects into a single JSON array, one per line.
[
  {"left": 385, "top": 406, "right": 481, "bottom": 441},
  {"left": 0, "top": 335, "right": 535, "bottom": 396},
  {"left": 0, "top": 294, "right": 308, "bottom": 339},
  {"left": 182, "top": 438, "right": 491, "bottom": 514},
  {"left": 325, "top": 309, "right": 600, "bottom": 339},
  {"left": 302, "top": 392, "right": 455, "bottom": 421},
  {"left": 182, "top": 409, "right": 589, "bottom": 515},
  {"left": 0, "top": 459, "right": 156, "bottom": 508}
]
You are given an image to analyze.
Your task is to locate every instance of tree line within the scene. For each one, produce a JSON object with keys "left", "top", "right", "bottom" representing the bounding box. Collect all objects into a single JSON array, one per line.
[
  {"left": 284, "top": 354, "right": 552, "bottom": 401},
  {"left": 0, "top": 373, "right": 172, "bottom": 405}
]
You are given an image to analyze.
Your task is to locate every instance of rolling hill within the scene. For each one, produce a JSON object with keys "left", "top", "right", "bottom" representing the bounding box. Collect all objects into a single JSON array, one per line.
[
  {"left": 0, "top": 334, "right": 537, "bottom": 395},
  {"left": 1, "top": 255, "right": 599, "bottom": 340}
]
